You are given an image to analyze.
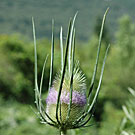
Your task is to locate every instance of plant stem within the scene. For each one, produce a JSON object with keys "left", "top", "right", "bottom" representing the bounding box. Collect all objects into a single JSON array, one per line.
[{"left": 60, "top": 130, "right": 67, "bottom": 135}]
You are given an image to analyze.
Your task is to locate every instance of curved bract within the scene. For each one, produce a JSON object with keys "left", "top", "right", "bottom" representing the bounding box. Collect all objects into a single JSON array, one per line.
[{"left": 32, "top": 8, "right": 110, "bottom": 134}]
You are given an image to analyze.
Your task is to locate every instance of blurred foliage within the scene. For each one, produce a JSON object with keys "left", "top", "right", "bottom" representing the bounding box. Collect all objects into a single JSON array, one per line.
[
  {"left": 0, "top": 95, "right": 59, "bottom": 135},
  {"left": 99, "top": 102, "right": 124, "bottom": 135},
  {"left": 0, "top": 34, "right": 61, "bottom": 103},
  {"left": 116, "top": 88, "right": 135, "bottom": 135},
  {"left": 0, "top": 15, "right": 135, "bottom": 135}
]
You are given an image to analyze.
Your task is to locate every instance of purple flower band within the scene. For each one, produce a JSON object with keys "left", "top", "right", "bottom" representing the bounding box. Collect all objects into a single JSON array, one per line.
[{"left": 46, "top": 88, "right": 87, "bottom": 106}]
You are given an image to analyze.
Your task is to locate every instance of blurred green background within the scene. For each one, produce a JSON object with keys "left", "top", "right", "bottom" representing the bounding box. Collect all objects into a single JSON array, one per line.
[{"left": 0, "top": 0, "right": 135, "bottom": 135}]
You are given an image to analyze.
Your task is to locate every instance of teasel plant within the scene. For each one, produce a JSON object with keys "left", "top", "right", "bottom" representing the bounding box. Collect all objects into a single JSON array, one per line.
[
  {"left": 32, "top": 8, "right": 110, "bottom": 135},
  {"left": 116, "top": 87, "right": 135, "bottom": 135}
]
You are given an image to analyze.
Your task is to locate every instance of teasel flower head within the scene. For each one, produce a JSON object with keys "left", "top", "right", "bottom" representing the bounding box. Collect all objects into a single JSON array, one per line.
[
  {"left": 32, "top": 8, "right": 110, "bottom": 135},
  {"left": 46, "top": 64, "right": 87, "bottom": 125}
]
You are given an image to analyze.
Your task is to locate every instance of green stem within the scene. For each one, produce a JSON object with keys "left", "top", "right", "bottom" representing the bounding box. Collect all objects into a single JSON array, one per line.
[{"left": 60, "top": 130, "right": 67, "bottom": 135}]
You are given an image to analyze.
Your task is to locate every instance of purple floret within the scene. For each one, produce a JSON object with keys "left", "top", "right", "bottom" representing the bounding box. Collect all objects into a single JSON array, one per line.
[{"left": 46, "top": 87, "right": 87, "bottom": 106}]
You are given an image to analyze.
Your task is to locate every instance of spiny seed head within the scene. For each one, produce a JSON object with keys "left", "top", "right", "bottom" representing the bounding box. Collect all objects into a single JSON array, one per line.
[{"left": 46, "top": 66, "right": 87, "bottom": 125}]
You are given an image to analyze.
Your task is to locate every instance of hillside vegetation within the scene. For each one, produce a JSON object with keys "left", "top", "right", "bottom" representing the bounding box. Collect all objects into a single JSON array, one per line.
[{"left": 0, "top": 0, "right": 135, "bottom": 40}]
